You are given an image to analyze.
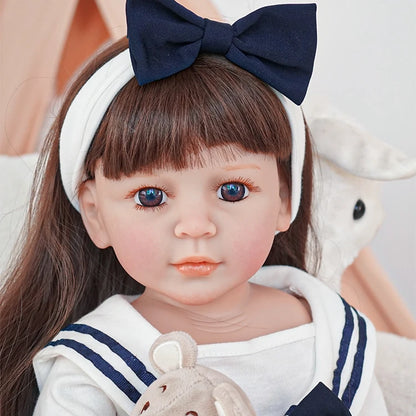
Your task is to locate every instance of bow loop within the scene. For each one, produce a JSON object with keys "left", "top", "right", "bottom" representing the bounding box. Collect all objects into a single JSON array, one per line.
[{"left": 201, "top": 20, "right": 233, "bottom": 55}]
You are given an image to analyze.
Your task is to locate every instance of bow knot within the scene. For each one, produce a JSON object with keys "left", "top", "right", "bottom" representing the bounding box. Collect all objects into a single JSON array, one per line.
[{"left": 201, "top": 20, "right": 234, "bottom": 55}]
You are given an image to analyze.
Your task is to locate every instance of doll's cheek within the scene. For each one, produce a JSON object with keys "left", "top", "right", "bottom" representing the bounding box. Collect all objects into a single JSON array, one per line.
[
  {"left": 108, "top": 230, "right": 162, "bottom": 276},
  {"left": 230, "top": 226, "right": 274, "bottom": 270}
]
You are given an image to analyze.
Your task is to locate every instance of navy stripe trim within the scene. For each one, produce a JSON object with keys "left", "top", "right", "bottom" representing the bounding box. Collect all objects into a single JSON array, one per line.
[
  {"left": 49, "top": 338, "right": 141, "bottom": 403},
  {"left": 332, "top": 297, "right": 354, "bottom": 396},
  {"left": 64, "top": 323, "right": 156, "bottom": 386},
  {"left": 341, "top": 308, "right": 367, "bottom": 408}
]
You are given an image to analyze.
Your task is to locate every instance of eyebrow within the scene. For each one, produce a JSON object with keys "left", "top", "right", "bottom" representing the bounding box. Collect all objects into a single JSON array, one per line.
[{"left": 223, "top": 164, "right": 261, "bottom": 171}]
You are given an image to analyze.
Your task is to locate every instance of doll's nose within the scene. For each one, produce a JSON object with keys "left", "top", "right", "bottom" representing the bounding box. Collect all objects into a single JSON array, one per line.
[{"left": 174, "top": 208, "right": 216, "bottom": 239}]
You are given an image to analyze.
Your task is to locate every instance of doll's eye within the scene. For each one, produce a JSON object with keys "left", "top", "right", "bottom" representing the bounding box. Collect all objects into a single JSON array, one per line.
[
  {"left": 134, "top": 188, "right": 167, "bottom": 207},
  {"left": 353, "top": 199, "right": 366, "bottom": 220},
  {"left": 186, "top": 412, "right": 198, "bottom": 416},
  {"left": 217, "top": 182, "right": 249, "bottom": 202}
]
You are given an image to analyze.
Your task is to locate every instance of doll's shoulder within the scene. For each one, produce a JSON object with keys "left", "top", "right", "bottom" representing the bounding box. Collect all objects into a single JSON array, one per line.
[
  {"left": 33, "top": 294, "right": 160, "bottom": 414},
  {"left": 250, "top": 283, "right": 312, "bottom": 332},
  {"left": 252, "top": 265, "right": 377, "bottom": 346},
  {"left": 35, "top": 294, "right": 157, "bottom": 365},
  {"left": 33, "top": 355, "right": 117, "bottom": 415}
]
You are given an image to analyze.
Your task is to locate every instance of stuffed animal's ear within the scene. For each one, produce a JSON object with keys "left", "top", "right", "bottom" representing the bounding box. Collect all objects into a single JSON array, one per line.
[
  {"left": 213, "top": 383, "right": 256, "bottom": 416},
  {"left": 149, "top": 331, "right": 198, "bottom": 374},
  {"left": 310, "top": 117, "right": 416, "bottom": 180}
]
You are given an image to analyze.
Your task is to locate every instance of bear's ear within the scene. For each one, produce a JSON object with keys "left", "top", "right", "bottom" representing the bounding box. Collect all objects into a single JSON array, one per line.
[
  {"left": 150, "top": 331, "right": 198, "bottom": 374},
  {"left": 213, "top": 383, "right": 256, "bottom": 416}
]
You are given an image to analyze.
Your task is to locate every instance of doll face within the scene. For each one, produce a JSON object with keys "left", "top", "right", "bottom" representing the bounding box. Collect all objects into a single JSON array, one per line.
[{"left": 80, "top": 145, "right": 290, "bottom": 306}]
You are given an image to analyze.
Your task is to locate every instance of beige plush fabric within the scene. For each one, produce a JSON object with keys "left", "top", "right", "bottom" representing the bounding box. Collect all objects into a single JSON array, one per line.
[
  {"left": 131, "top": 332, "right": 255, "bottom": 416},
  {"left": 375, "top": 332, "right": 416, "bottom": 416}
]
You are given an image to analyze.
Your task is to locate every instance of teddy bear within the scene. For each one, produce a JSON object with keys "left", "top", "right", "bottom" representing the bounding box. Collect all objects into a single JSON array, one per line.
[{"left": 131, "top": 331, "right": 256, "bottom": 416}]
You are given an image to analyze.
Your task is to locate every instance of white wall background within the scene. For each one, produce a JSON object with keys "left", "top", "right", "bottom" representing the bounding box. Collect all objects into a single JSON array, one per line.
[{"left": 304, "top": 1, "right": 416, "bottom": 317}]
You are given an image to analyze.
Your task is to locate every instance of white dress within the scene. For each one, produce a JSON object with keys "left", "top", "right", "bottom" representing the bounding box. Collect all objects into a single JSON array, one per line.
[{"left": 33, "top": 266, "right": 388, "bottom": 415}]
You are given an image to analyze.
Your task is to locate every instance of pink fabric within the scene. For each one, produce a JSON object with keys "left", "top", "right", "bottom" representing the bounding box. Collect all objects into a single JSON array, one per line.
[
  {"left": 0, "top": 0, "right": 219, "bottom": 155},
  {"left": 0, "top": 2, "right": 76, "bottom": 154}
]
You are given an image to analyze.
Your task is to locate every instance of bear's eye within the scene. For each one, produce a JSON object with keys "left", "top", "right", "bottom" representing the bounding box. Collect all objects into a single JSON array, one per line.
[
  {"left": 186, "top": 412, "right": 198, "bottom": 416},
  {"left": 140, "top": 401, "right": 150, "bottom": 414},
  {"left": 160, "top": 385, "right": 167, "bottom": 392}
]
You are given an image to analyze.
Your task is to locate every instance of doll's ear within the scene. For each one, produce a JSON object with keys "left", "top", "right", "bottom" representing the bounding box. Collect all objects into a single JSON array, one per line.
[
  {"left": 150, "top": 332, "right": 198, "bottom": 374},
  {"left": 275, "top": 175, "right": 291, "bottom": 232},
  {"left": 78, "top": 180, "right": 111, "bottom": 249}
]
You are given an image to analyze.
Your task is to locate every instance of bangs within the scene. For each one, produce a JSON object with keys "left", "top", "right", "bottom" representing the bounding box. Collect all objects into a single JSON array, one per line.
[{"left": 85, "top": 54, "right": 291, "bottom": 179}]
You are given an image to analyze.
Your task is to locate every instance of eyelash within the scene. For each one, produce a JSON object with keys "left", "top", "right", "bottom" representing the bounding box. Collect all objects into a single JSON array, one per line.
[
  {"left": 135, "top": 204, "right": 164, "bottom": 212},
  {"left": 212, "top": 176, "right": 260, "bottom": 195}
]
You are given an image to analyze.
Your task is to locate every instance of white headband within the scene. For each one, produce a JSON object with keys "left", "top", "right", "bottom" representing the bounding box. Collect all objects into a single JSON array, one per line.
[{"left": 59, "top": 48, "right": 305, "bottom": 223}]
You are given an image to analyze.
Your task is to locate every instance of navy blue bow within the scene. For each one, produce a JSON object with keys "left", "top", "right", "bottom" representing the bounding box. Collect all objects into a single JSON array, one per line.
[
  {"left": 286, "top": 383, "right": 352, "bottom": 416},
  {"left": 126, "top": 0, "right": 317, "bottom": 105}
]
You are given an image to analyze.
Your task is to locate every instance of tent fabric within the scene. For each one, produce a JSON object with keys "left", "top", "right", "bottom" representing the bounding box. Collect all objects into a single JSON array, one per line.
[
  {"left": 0, "top": 0, "right": 221, "bottom": 155},
  {"left": 0, "top": 0, "right": 126, "bottom": 155},
  {"left": 1, "top": 1, "right": 77, "bottom": 154}
]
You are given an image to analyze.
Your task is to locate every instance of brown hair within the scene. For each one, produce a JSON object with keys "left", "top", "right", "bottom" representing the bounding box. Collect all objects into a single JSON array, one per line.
[{"left": 0, "top": 38, "right": 315, "bottom": 415}]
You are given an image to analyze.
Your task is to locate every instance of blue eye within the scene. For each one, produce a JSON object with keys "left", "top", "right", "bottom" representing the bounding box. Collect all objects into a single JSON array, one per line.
[
  {"left": 134, "top": 188, "right": 167, "bottom": 207},
  {"left": 217, "top": 182, "right": 249, "bottom": 202}
]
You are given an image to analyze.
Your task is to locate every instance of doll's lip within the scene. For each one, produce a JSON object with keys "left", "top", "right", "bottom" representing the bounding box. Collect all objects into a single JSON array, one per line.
[{"left": 172, "top": 257, "right": 220, "bottom": 276}]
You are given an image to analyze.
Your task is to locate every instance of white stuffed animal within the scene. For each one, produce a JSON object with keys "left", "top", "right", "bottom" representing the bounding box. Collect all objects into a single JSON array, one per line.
[
  {"left": 307, "top": 111, "right": 416, "bottom": 416},
  {"left": 307, "top": 113, "right": 416, "bottom": 292}
]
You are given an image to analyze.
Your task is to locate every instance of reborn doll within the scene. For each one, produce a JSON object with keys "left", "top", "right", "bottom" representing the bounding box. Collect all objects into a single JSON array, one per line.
[{"left": 0, "top": 0, "right": 389, "bottom": 415}]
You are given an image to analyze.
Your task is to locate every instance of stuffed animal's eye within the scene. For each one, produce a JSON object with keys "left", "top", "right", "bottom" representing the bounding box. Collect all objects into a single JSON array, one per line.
[
  {"left": 186, "top": 412, "right": 198, "bottom": 416},
  {"left": 140, "top": 401, "right": 150, "bottom": 414},
  {"left": 160, "top": 385, "right": 167, "bottom": 392},
  {"left": 353, "top": 199, "right": 366, "bottom": 220}
]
